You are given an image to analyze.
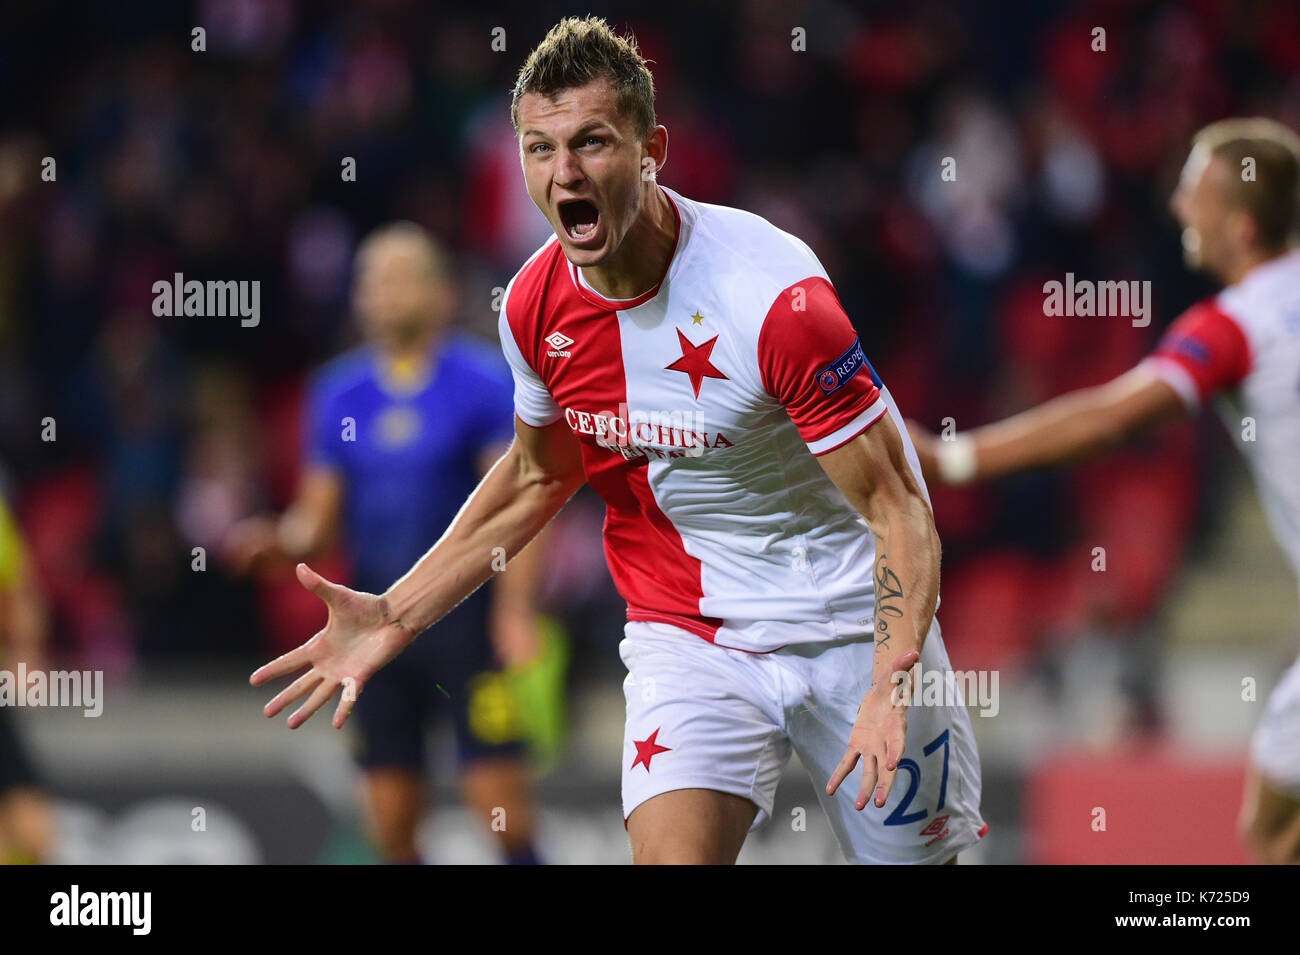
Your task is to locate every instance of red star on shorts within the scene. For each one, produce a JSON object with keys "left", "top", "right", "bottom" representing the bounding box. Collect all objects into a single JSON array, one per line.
[
  {"left": 630, "top": 728, "right": 672, "bottom": 772},
  {"left": 665, "top": 328, "right": 728, "bottom": 398}
]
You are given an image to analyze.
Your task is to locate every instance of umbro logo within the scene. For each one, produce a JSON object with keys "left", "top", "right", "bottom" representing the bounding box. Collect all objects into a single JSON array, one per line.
[
  {"left": 920, "top": 814, "right": 951, "bottom": 846},
  {"left": 545, "top": 331, "right": 574, "bottom": 357},
  {"left": 919, "top": 814, "right": 949, "bottom": 836}
]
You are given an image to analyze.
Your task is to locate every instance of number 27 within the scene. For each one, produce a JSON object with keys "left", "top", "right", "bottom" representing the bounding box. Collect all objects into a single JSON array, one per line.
[{"left": 882, "top": 729, "right": 949, "bottom": 826}]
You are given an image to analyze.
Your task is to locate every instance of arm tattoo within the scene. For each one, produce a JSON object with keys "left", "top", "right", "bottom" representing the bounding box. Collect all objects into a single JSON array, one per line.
[{"left": 873, "top": 553, "right": 905, "bottom": 654}]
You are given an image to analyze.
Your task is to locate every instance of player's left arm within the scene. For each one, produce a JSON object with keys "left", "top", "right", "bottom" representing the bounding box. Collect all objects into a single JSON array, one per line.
[
  {"left": 818, "top": 412, "right": 938, "bottom": 811},
  {"left": 757, "top": 272, "right": 936, "bottom": 811}
]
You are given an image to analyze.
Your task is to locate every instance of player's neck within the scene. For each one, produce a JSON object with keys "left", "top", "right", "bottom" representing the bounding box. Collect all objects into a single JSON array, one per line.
[
  {"left": 577, "top": 186, "right": 676, "bottom": 301},
  {"left": 1223, "top": 245, "right": 1292, "bottom": 286},
  {"left": 379, "top": 326, "right": 443, "bottom": 387}
]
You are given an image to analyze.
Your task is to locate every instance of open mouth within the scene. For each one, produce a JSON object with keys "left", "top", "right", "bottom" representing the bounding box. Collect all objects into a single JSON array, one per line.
[{"left": 558, "top": 198, "right": 601, "bottom": 242}]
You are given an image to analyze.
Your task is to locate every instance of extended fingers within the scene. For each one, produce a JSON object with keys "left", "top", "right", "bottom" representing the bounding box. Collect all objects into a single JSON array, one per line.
[
  {"left": 826, "top": 748, "right": 860, "bottom": 797},
  {"left": 871, "top": 723, "right": 911, "bottom": 806},
  {"left": 885, "top": 720, "right": 908, "bottom": 772},
  {"left": 264, "top": 670, "right": 322, "bottom": 719},
  {"left": 874, "top": 747, "right": 899, "bottom": 808},
  {"left": 332, "top": 677, "right": 361, "bottom": 729},
  {"left": 287, "top": 678, "right": 338, "bottom": 729},
  {"left": 857, "top": 754, "right": 880, "bottom": 811},
  {"left": 250, "top": 644, "right": 312, "bottom": 687}
]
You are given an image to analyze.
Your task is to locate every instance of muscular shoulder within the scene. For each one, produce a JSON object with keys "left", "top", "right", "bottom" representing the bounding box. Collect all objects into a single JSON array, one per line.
[{"left": 686, "top": 197, "right": 830, "bottom": 315}]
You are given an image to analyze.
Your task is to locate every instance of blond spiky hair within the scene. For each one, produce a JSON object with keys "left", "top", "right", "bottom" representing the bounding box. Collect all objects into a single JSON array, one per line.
[{"left": 510, "top": 15, "right": 656, "bottom": 138}]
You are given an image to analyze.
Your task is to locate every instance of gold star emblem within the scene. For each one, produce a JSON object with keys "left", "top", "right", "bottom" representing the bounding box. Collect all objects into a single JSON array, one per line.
[{"left": 691, "top": 311, "right": 704, "bottom": 325}]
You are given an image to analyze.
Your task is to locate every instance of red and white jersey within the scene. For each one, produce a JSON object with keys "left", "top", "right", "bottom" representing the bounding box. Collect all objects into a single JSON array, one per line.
[
  {"left": 498, "top": 186, "right": 929, "bottom": 652},
  {"left": 1142, "top": 248, "right": 1300, "bottom": 578}
]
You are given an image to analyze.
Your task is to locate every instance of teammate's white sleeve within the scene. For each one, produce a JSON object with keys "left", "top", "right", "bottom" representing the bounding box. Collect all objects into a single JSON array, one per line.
[
  {"left": 497, "top": 302, "right": 562, "bottom": 427},
  {"left": 1137, "top": 297, "right": 1252, "bottom": 412}
]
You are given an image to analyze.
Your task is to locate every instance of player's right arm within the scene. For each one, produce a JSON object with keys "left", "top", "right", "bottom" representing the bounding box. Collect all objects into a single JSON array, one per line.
[
  {"left": 250, "top": 413, "right": 586, "bottom": 730},
  {"left": 910, "top": 299, "right": 1250, "bottom": 485}
]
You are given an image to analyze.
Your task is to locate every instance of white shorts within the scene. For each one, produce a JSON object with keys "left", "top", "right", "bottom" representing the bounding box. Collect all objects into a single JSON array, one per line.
[
  {"left": 619, "top": 618, "right": 988, "bottom": 864},
  {"left": 1250, "top": 653, "right": 1300, "bottom": 798}
]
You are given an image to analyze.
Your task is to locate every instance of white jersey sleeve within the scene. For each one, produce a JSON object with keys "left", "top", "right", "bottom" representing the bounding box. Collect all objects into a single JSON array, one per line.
[{"left": 498, "top": 280, "right": 563, "bottom": 428}]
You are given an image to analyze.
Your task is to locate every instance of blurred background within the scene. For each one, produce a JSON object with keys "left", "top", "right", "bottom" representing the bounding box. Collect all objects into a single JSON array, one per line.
[{"left": 0, "top": 0, "right": 1298, "bottom": 863}]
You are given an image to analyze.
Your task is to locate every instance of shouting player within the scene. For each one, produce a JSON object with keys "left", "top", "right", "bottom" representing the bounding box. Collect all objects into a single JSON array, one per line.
[
  {"left": 228, "top": 223, "right": 547, "bottom": 865},
  {"left": 909, "top": 118, "right": 1300, "bottom": 864},
  {"left": 252, "top": 16, "right": 986, "bottom": 864}
]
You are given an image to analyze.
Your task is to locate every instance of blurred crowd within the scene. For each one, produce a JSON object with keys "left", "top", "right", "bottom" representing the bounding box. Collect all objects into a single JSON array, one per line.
[{"left": 0, "top": 0, "right": 1297, "bottom": 690}]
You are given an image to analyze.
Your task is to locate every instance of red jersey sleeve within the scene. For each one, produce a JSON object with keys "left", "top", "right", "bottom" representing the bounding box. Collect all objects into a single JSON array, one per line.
[
  {"left": 757, "top": 276, "right": 887, "bottom": 455},
  {"left": 1141, "top": 299, "right": 1252, "bottom": 409}
]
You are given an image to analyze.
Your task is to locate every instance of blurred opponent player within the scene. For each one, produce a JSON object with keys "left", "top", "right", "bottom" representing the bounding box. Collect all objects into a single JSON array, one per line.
[
  {"left": 226, "top": 223, "right": 547, "bottom": 864},
  {"left": 251, "top": 16, "right": 986, "bottom": 865},
  {"left": 0, "top": 488, "right": 53, "bottom": 864},
  {"left": 909, "top": 119, "right": 1300, "bottom": 864}
]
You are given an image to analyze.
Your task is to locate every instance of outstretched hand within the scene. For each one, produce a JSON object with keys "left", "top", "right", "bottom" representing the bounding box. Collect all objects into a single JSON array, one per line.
[
  {"left": 826, "top": 648, "right": 921, "bottom": 811},
  {"left": 250, "top": 563, "right": 416, "bottom": 729}
]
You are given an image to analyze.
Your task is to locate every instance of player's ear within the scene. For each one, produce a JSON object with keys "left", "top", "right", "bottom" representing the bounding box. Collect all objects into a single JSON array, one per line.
[{"left": 643, "top": 124, "right": 668, "bottom": 178}]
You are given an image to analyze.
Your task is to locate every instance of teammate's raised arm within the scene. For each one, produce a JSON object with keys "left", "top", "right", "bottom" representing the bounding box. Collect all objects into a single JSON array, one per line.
[
  {"left": 818, "top": 412, "right": 939, "bottom": 810},
  {"left": 908, "top": 365, "right": 1186, "bottom": 486},
  {"left": 250, "top": 414, "right": 586, "bottom": 729},
  {"left": 911, "top": 115, "right": 1293, "bottom": 490}
]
